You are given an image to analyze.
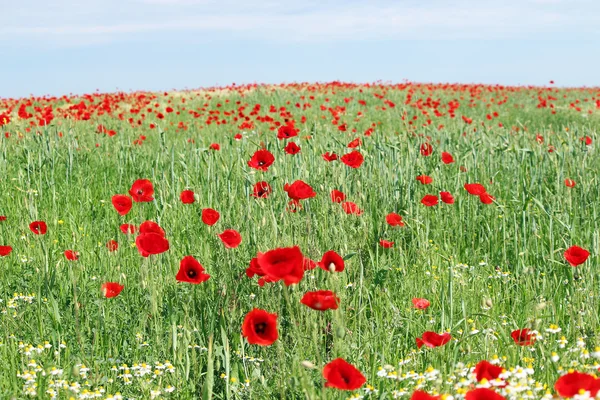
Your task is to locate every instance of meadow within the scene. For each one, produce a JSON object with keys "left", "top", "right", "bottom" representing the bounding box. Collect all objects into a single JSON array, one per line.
[{"left": 1, "top": 81, "right": 599, "bottom": 399}]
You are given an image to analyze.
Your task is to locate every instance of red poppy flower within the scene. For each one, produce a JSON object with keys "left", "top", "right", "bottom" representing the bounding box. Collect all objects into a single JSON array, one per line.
[
  {"left": 464, "top": 183, "right": 486, "bottom": 196},
  {"left": 386, "top": 212, "right": 404, "bottom": 227},
  {"left": 111, "top": 195, "right": 133, "bottom": 216},
  {"left": 176, "top": 255, "right": 210, "bottom": 284},
  {"left": 347, "top": 138, "right": 362, "bottom": 148},
  {"left": 180, "top": 190, "right": 195, "bottom": 204},
  {"left": 330, "top": 190, "right": 346, "bottom": 203},
  {"left": 340, "top": 150, "right": 364, "bottom": 168},
  {"left": 536, "top": 134, "right": 544, "bottom": 144},
  {"left": 474, "top": 360, "right": 504, "bottom": 382},
  {"left": 581, "top": 136, "right": 592, "bottom": 146},
  {"left": 234, "top": 133, "right": 242, "bottom": 140},
  {"left": 441, "top": 152, "right": 454, "bottom": 164},
  {"left": 564, "top": 245, "right": 590, "bottom": 267},
  {"left": 257, "top": 246, "right": 305, "bottom": 285},
  {"left": 322, "top": 358, "right": 366, "bottom": 390},
  {"left": 581, "top": 378, "right": 600, "bottom": 397},
  {"left": 251, "top": 181, "right": 273, "bottom": 198},
  {"left": 284, "top": 180, "right": 316, "bottom": 200},
  {"left": 101, "top": 282, "right": 124, "bottom": 298},
  {"left": 511, "top": 329, "right": 535, "bottom": 346},
  {"left": 412, "top": 298, "right": 430, "bottom": 310},
  {"left": 0, "top": 113, "right": 10, "bottom": 126},
  {"left": 303, "top": 257, "right": 317, "bottom": 271},
  {"left": 416, "top": 332, "right": 452, "bottom": 348},
  {"left": 319, "top": 250, "right": 345, "bottom": 272},
  {"left": 565, "top": 179, "right": 576, "bottom": 188},
  {"left": 322, "top": 152, "right": 339, "bottom": 162},
  {"left": 244, "top": 256, "right": 262, "bottom": 277},
  {"left": 135, "top": 233, "right": 170, "bottom": 257},
  {"left": 209, "top": 143, "right": 220, "bottom": 150},
  {"left": 0, "top": 245, "right": 12, "bottom": 256},
  {"left": 421, "top": 195, "right": 438, "bottom": 207},
  {"left": 479, "top": 193, "right": 495, "bottom": 204},
  {"left": 411, "top": 391, "right": 440, "bottom": 400},
  {"left": 120, "top": 224, "right": 137, "bottom": 235},
  {"left": 416, "top": 175, "right": 433, "bottom": 185},
  {"left": 248, "top": 149, "right": 275, "bottom": 172},
  {"left": 139, "top": 221, "right": 165, "bottom": 237},
  {"left": 379, "top": 239, "right": 394, "bottom": 248},
  {"left": 242, "top": 308, "right": 278, "bottom": 346},
  {"left": 201, "top": 208, "right": 220, "bottom": 226},
  {"left": 301, "top": 290, "right": 340, "bottom": 311},
  {"left": 0, "top": 216, "right": 6, "bottom": 221},
  {"left": 106, "top": 240, "right": 119, "bottom": 252},
  {"left": 341, "top": 201, "right": 363, "bottom": 215},
  {"left": 420, "top": 143, "right": 433, "bottom": 156},
  {"left": 64, "top": 250, "right": 79, "bottom": 261},
  {"left": 218, "top": 229, "right": 242, "bottom": 249},
  {"left": 555, "top": 371, "right": 600, "bottom": 397},
  {"left": 29, "top": 221, "right": 47, "bottom": 235},
  {"left": 277, "top": 124, "right": 298, "bottom": 140},
  {"left": 465, "top": 388, "right": 506, "bottom": 400},
  {"left": 129, "top": 179, "right": 154, "bottom": 202},
  {"left": 440, "top": 191, "right": 455, "bottom": 204},
  {"left": 284, "top": 142, "right": 301, "bottom": 155}
]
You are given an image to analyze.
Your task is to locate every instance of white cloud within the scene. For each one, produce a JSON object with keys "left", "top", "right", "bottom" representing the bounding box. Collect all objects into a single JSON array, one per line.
[{"left": 1, "top": 0, "right": 598, "bottom": 45}]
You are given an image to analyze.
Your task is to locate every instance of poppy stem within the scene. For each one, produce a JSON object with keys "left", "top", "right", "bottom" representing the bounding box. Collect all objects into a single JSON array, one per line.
[{"left": 68, "top": 262, "right": 83, "bottom": 350}]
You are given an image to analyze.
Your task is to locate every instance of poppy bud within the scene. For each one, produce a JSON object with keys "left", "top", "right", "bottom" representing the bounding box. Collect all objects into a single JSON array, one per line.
[
  {"left": 301, "top": 361, "right": 316, "bottom": 369},
  {"left": 483, "top": 298, "right": 493, "bottom": 309}
]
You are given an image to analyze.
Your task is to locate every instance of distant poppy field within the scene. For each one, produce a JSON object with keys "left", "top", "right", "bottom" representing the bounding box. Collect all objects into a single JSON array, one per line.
[{"left": 1, "top": 81, "right": 599, "bottom": 399}]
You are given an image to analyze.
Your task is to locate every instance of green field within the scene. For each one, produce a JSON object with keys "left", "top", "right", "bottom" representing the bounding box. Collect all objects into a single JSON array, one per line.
[{"left": 1, "top": 82, "right": 600, "bottom": 399}]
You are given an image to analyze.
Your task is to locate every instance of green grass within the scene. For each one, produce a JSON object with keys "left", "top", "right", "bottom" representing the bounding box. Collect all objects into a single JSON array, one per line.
[{"left": 0, "top": 82, "right": 599, "bottom": 399}]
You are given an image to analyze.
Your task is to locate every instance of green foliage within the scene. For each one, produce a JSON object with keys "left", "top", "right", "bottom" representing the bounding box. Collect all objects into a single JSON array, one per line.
[{"left": 0, "top": 83, "right": 598, "bottom": 399}]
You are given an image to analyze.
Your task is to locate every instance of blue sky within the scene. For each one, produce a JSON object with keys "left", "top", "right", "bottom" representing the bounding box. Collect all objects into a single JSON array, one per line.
[{"left": 2, "top": 0, "right": 599, "bottom": 98}]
